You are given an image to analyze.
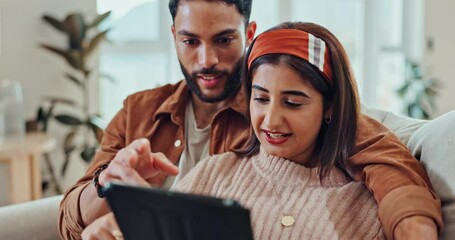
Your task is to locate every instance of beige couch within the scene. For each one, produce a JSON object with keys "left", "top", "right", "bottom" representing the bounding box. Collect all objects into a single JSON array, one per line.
[
  {"left": 0, "top": 109, "right": 453, "bottom": 240},
  {"left": 0, "top": 195, "right": 62, "bottom": 239}
]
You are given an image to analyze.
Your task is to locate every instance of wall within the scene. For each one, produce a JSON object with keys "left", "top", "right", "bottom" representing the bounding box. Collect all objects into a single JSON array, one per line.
[
  {"left": 0, "top": 0, "right": 98, "bottom": 204},
  {"left": 424, "top": 0, "right": 455, "bottom": 117}
]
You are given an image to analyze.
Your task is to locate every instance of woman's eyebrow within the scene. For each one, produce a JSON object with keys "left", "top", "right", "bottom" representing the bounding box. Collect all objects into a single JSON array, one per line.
[
  {"left": 252, "top": 84, "right": 269, "bottom": 93},
  {"left": 252, "top": 85, "right": 310, "bottom": 98},
  {"left": 281, "top": 90, "right": 310, "bottom": 98}
]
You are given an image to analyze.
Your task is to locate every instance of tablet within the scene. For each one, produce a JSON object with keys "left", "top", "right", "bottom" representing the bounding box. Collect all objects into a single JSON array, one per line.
[{"left": 102, "top": 183, "right": 254, "bottom": 240}]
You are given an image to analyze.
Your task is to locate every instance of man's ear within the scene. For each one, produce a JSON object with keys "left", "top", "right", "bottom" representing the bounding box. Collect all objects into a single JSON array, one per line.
[
  {"left": 245, "top": 21, "right": 257, "bottom": 48},
  {"left": 171, "top": 24, "right": 176, "bottom": 41}
]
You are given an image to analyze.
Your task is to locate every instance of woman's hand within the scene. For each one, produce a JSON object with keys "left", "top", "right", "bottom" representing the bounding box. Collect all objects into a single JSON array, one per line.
[
  {"left": 82, "top": 213, "right": 123, "bottom": 240},
  {"left": 394, "top": 216, "right": 438, "bottom": 240}
]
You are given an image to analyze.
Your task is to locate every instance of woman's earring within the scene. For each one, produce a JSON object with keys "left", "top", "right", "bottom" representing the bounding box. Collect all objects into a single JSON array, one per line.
[{"left": 325, "top": 115, "right": 332, "bottom": 124}]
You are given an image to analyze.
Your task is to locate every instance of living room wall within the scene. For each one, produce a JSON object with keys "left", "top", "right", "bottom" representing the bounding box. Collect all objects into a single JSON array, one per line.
[
  {"left": 424, "top": 0, "right": 455, "bottom": 117},
  {"left": 0, "top": 0, "right": 98, "bottom": 205}
]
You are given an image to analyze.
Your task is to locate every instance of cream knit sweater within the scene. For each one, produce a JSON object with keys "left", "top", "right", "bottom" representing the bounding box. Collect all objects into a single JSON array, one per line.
[{"left": 173, "top": 150, "right": 385, "bottom": 240}]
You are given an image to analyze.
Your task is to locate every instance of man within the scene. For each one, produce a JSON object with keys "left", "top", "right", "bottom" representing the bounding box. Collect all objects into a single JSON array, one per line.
[{"left": 60, "top": 1, "right": 442, "bottom": 239}]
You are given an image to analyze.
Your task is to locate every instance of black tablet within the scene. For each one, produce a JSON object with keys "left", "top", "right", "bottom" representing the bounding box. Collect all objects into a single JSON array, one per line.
[{"left": 102, "top": 183, "right": 254, "bottom": 240}]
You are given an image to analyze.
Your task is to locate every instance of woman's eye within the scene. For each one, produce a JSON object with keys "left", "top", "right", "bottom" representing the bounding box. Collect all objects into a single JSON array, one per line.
[
  {"left": 285, "top": 101, "right": 302, "bottom": 108},
  {"left": 253, "top": 97, "right": 269, "bottom": 103}
]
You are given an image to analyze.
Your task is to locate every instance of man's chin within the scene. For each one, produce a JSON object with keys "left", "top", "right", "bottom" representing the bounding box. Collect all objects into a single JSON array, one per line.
[{"left": 194, "top": 93, "right": 228, "bottom": 103}]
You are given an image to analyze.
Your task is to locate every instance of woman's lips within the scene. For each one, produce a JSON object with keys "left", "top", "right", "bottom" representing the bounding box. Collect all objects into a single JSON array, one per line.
[{"left": 263, "top": 130, "right": 292, "bottom": 145}]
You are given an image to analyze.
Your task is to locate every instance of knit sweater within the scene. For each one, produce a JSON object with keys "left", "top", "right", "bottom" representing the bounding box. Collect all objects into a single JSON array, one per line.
[{"left": 173, "top": 150, "right": 385, "bottom": 240}]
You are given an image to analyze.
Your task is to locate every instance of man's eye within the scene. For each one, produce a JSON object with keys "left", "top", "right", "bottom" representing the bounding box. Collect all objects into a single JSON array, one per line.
[
  {"left": 183, "top": 39, "right": 199, "bottom": 45},
  {"left": 217, "top": 38, "right": 233, "bottom": 44}
]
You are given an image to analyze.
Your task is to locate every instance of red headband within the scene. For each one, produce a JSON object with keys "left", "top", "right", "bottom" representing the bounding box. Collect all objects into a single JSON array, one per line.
[{"left": 248, "top": 29, "right": 333, "bottom": 82}]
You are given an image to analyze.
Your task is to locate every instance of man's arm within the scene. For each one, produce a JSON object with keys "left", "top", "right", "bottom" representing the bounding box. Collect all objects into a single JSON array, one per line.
[
  {"left": 59, "top": 138, "right": 178, "bottom": 240},
  {"left": 58, "top": 111, "right": 124, "bottom": 240},
  {"left": 361, "top": 105, "right": 427, "bottom": 144},
  {"left": 350, "top": 114, "right": 443, "bottom": 239}
]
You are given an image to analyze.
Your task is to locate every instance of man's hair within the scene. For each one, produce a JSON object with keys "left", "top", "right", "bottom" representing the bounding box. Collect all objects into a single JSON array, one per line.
[{"left": 169, "top": 0, "right": 253, "bottom": 24}]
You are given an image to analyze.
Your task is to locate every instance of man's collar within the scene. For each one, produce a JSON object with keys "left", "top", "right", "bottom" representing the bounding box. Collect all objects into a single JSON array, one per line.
[{"left": 154, "top": 80, "right": 248, "bottom": 125}]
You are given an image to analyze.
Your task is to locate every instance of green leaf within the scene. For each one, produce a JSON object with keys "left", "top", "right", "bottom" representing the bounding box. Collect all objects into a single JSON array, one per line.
[
  {"left": 100, "top": 73, "right": 116, "bottom": 84},
  {"left": 37, "top": 107, "right": 46, "bottom": 122},
  {"left": 88, "top": 119, "right": 104, "bottom": 143},
  {"left": 81, "top": 146, "right": 97, "bottom": 163},
  {"left": 42, "top": 15, "right": 66, "bottom": 32},
  {"left": 88, "top": 11, "right": 111, "bottom": 29},
  {"left": 42, "top": 96, "right": 77, "bottom": 106},
  {"left": 63, "top": 131, "right": 78, "bottom": 154},
  {"left": 65, "top": 14, "right": 86, "bottom": 50},
  {"left": 83, "top": 30, "right": 109, "bottom": 59},
  {"left": 396, "top": 82, "right": 410, "bottom": 97},
  {"left": 55, "top": 114, "right": 84, "bottom": 126},
  {"left": 40, "top": 44, "right": 83, "bottom": 70},
  {"left": 65, "top": 73, "right": 83, "bottom": 88}
]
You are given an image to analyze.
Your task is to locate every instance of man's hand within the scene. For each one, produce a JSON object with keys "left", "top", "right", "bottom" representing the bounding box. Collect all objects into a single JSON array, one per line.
[
  {"left": 82, "top": 213, "right": 123, "bottom": 240},
  {"left": 394, "top": 216, "right": 438, "bottom": 240},
  {"left": 99, "top": 138, "right": 179, "bottom": 187}
]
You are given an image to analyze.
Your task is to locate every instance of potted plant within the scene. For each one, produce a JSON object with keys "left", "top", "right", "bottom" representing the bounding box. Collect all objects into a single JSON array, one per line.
[
  {"left": 35, "top": 11, "right": 111, "bottom": 192},
  {"left": 396, "top": 59, "right": 440, "bottom": 119}
]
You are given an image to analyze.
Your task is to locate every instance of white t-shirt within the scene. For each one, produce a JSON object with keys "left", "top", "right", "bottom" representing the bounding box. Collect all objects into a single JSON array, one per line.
[{"left": 162, "top": 100, "right": 210, "bottom": 189}]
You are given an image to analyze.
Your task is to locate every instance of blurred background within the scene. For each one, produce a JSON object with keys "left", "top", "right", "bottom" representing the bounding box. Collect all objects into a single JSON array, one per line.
[{"left": 0, "top": 0, "right": 453, "bottom": 205}]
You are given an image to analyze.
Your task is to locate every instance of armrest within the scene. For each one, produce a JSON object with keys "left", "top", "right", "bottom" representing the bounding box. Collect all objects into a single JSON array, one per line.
[
  {"left": 407, "top": 110, "right": 455, "bottom": 239},
  {"left": 0, "top": 195, "right": 63, "bottom": 240}
]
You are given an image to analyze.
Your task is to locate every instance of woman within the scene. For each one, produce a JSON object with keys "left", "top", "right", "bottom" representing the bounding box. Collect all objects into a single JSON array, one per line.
[
  {"left": 174, "top": 21, "right": 381, "bottom": 239},
  {"left": 82, "top": 22, "right": 439, "bottom": 240}
]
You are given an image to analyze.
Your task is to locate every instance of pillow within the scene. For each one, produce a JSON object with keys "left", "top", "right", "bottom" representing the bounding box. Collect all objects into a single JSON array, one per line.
[
  {"left": 407, "top": 110, "right": 455, "bottom": 239},
  {"left": 361, "top": 105, "right": 428, "bottom": 145}
]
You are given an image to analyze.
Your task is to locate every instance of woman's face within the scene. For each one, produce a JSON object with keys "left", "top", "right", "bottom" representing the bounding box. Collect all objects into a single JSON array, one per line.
[{"left": 250, "top": 63, "right": 325, "bottom": 166}]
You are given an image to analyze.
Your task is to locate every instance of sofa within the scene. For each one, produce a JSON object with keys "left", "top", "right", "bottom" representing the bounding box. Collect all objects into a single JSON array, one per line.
[
  {"left": 0, "top": 108, "right": 453, "bottom": 240},
  {"left": 0, "top": 195, "right": 62, "bottom": 239}
]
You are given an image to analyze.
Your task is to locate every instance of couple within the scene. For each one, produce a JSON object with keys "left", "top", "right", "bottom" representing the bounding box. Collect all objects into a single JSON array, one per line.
[{"left": 60, "top": 1, "right": 442, "bottom": 239}]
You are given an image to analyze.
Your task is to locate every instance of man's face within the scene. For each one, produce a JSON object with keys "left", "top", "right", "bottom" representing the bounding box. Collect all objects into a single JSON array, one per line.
[{"left": 172, "top": 1, "right": 256, "bottom": 103}]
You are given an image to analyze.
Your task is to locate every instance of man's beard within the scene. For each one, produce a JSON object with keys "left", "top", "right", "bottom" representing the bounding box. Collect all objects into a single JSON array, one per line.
[{"left": 180, "top": 58, "right": 243, "bottom": 103}]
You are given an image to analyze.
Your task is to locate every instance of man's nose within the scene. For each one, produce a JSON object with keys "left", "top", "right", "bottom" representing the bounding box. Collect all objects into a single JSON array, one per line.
[{"left": 198, "top": 45, "right": 219, "bottom": 69}]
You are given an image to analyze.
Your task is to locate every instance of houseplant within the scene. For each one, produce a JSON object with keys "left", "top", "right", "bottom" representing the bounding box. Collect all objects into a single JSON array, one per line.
[
  {"left": 37, "top": 11, "right": 111, "bottom": 192},
  {"left": 396, "top": 59, "right": 439, "bottom": 119}
]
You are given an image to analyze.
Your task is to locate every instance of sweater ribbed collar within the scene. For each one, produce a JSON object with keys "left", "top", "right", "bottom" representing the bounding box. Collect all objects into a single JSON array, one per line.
[{"left": 251, "top": 148, "right": 350, "bottom": 187}]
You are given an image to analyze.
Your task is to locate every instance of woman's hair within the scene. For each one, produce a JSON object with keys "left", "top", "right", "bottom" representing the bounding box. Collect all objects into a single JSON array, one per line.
[{"left": 238, "top": 22, "right": 360, "bottom": 179}]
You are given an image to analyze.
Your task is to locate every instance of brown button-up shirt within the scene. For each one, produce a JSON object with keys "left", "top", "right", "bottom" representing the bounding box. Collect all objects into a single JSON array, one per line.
[{"left": 59, "top": 81, "right": 442, "bottom": 239}]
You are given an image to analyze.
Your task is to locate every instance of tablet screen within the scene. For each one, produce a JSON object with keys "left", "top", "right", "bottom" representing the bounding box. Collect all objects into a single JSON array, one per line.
[{"left": 102, "top": 183, "right": 254, "bottom": 240}]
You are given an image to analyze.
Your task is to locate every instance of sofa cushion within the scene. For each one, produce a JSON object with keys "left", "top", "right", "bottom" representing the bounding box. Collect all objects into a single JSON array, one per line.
[
  {"left": 407, "top": 110, "right": 455, "bottom": 239},
  {"left": 0, "top": 195, "right": 63, "bottom": 240}
]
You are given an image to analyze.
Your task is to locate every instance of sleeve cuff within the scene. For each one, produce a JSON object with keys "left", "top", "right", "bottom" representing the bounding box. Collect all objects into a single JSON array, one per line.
[
  {"left": 59, "top": 182, "right": 91, "bottom": 239},
  {"left": 378, "top": 185, "right": 443, "bottom": 239}
]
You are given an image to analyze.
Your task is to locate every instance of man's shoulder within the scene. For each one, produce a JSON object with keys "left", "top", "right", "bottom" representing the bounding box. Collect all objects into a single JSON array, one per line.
[
  {"left": 127, "top": 81, "right": 185, "bottom": 102},
  {"left": 121, "top": 81, "right": 186, "bottom": 112}
]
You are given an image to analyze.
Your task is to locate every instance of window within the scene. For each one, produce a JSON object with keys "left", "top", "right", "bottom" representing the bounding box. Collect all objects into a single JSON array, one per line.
[
  {"left": 97, "top": 0, "right": 178, "bottom": 120},
  {"left": 97, "top": 0, "right": 410, "bottom": 119}
]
